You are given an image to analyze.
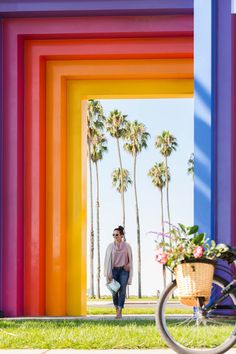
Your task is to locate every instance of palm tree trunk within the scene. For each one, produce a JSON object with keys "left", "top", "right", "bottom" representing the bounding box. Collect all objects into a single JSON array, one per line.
[
  {"left": 95, "top": 161, "right": 101, "bottom": 299},
  {"left": 165, "top": 155, "right": 171, "bottom": 227},
  {"left": 116, "top": 137, "right": 125, "bottom": 229},
  {"left": 134, "top": 154, "right": 141, "bottom": 298},
  {"left": 160, "top": 188, "right": 166, "bottom": 289},
  {"left": 88, "top": 141, "right": 95, "bottom": 298},
  {"left": 165, "top": 155, "right": 173, "bottom": 286}
]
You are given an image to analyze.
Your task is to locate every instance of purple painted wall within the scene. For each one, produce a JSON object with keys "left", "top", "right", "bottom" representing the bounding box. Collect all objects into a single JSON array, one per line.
[
  {"left": 215, "top": 0, "right": 232, "bottom": 245},
  {"left": 0, "top": 0, "right": 193, "bottom": 17},
  {"left": 232, "top": 14, "right": 236, "bottom": 246},
  {"left": 0, "top": 19, "right": 2, "bottom": 311}
]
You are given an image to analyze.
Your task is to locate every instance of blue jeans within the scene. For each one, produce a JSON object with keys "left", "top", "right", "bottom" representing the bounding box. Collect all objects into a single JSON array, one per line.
[{"left": 112, "top": 267, "right": 129, "bottom": 309}]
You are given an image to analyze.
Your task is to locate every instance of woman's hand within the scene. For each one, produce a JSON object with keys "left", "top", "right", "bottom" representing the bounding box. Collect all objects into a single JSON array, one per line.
[
  {"left": 123, "top": 264, "right": 130, "bottom": 271},
  {"left": 108, "top": 276, "right": 112, "bottom": 282}
]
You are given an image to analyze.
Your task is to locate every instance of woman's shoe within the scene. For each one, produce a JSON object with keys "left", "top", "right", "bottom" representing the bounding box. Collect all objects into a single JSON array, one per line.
[{"left": 115, "top": 307, "right": 122, "bottom": 319}]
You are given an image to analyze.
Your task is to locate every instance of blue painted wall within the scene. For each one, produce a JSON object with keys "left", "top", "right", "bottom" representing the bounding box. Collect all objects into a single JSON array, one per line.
[{"left": 194, "top": 0, "right": 215, "bottom": 238}]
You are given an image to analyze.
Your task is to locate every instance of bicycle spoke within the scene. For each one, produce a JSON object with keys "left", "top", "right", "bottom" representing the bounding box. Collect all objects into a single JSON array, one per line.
[
  {"left": 174, "top": 316, "right": 195, "bottom": 327},
  {"left": 206, "top": 317, "right": 235, "bottom": 326}
]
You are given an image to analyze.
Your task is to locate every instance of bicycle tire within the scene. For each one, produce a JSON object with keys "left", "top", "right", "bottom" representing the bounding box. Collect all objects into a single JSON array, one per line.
[{"left": 156, "top": 275, "right": 236, "bottom": 354}]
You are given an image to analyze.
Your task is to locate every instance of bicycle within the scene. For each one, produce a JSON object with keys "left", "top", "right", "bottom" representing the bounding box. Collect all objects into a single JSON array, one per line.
[{"left": 156, "top": 246, "right": 236, "bottom": 354}]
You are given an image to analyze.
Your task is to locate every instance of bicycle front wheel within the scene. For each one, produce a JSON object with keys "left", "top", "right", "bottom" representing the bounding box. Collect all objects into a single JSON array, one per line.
[{"left": 156, "top": 276, "right": 236, "bottom": 354}]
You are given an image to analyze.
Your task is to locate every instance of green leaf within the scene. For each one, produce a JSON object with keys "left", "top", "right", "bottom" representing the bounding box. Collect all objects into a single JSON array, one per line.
[
  {"left": 170, "top": 261, "right": 176, "bottom": 270},
  {"left": 193, "top": 233, "right": 204, "bottom": 245},
  {"left": 211, "top": 240, "right": 216, "bottom": 247},
  {"left": 178, "top": 223, "right": 186, "bottom": 233},
  {"left": 188, "top": 225, "right": 199, "bottom": 235}
]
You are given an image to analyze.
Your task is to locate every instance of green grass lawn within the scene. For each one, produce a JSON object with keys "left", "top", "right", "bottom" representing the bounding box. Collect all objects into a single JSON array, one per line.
[
  {"left": 0, "top": 319, "right": 235, "bottom": 349},
  {"left": 87, "top": 307, "right": 193, "bottom": 315},
  {"left": 0, "top": 297, "right": 232, "bottom": 349},
  {"left": 0, "top": 320, "right": 165, "bottom": 349}
]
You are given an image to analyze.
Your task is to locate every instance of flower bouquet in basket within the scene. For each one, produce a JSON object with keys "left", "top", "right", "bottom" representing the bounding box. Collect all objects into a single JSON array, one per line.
[{"left": 155, "top": 223, "right": 228, "bottom": 306}]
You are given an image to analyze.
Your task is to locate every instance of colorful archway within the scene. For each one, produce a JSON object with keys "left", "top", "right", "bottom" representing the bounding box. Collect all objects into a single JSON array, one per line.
[{"left": 0, "top": 0, "right": 234, "bottom": 317}]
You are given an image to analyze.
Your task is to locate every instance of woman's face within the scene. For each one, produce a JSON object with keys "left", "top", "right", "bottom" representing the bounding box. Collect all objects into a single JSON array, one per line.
[{"left": 113, "top": 230, "right": 123, "bottom": 242}]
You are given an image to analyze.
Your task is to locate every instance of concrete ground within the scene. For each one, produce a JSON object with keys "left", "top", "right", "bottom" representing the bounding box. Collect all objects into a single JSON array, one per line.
[{"left": 87, "top": 300, "right": 188, "bottom": 310}]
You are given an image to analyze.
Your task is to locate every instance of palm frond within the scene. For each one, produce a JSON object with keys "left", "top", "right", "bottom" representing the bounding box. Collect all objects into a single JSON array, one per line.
[
  {"left": 111, "top": 168, "right": 132, "bottom": 193},
  {"left": 123, "top": 120, "right": 150, "bottom": 156},
  {"left": 105, "top": 109, "right": 128, "bottom": 139},
  {"left": 155, "top": 131, "right": 178, "bottom": 157},
  {"left": 148, "top": 162, "right": 170, "bottom": 190}
]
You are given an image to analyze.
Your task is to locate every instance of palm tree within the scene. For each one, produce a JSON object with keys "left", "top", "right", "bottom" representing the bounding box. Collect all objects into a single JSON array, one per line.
[
  {"left": 155, "top": 131, "right": 178, "bottom": 229},
  {"left": 148, "top": 162, "right": 170, "bottom": 288},
  {"left": 123, "top": 120, "right": 150, "bottom": 298},
  {"left": 87, "top": 99, "right": 105, "bottom": 298},
  {"left": 112, "top": 168, "right": 132, "bottom": 232},
  {"left": 106, "top": 110, "right": 128, "bottom": 228},
  {"left": 90, "top": 132, "right": 108, "bottom": 299},
  {"left": 187, "top": 153, "right": 194, "bottom": 177}
]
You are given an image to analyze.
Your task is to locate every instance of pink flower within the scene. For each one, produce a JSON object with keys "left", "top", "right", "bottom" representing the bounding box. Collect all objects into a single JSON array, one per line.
[
  {"left": 193, "top": 246, "right": 204, "bottom": 258},
  {"left": 156, "top": 247, "right": 163, "bottom": 255},
  {"left": 155, "top": 248, "right": 168, "bottom": 264}
]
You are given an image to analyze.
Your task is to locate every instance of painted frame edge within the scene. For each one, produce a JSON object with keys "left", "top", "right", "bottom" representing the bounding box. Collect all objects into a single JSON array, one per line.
[{"left": 0, "top": 0, "right": 193, "bottom": 17}]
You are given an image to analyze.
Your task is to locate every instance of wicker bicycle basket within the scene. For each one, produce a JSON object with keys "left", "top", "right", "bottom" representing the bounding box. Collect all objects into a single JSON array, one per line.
[{"left": 174, "top": 260, "right": 215, "bottom": 306}]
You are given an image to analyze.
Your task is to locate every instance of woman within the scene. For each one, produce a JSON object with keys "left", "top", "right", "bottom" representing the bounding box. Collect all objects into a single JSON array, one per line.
[{"left": 104, "top": 225, "right": 133, "bottom": 319}]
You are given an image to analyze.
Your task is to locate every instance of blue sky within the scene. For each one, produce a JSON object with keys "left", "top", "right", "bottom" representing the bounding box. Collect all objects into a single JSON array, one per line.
[{"left": 87, "top": 98, "right": 194, "bottom": 296}]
